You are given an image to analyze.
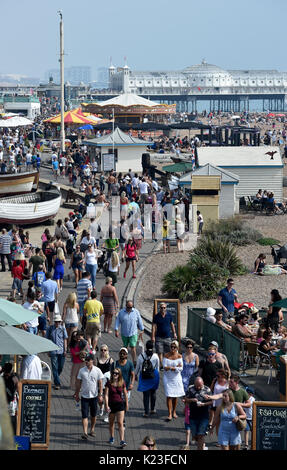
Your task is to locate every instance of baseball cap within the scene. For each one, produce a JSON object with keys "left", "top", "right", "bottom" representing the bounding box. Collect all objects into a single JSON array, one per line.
[
  {"left": 210, "top": 341, "right": 219, "bottom": 348},
  {"left": 245, "top": 386, "right": 255, "bottom": 395},
  {"left": 119, "top": 347, "right": 128, "bottom": 354}
]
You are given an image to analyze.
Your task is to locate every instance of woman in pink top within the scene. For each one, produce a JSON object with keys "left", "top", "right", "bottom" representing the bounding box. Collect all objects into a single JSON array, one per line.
[
  {"left": 69, "top": 330, "right": 88, "bottom": 393},
  {"left": 123, "top": 237, "right": 138, "bottom": 279}
]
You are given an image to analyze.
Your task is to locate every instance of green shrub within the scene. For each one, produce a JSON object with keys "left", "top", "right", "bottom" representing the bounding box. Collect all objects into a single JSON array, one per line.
[
  {"left": 257, "top": 237, "right": 281, "bottom": 246},
  {"left": 203, "top": 217, "right": 262, "bottom": 246},
  {"left": 193, "top": 237, "right": 248, "bottom": 275},
  {"left": 162, "top": 255, "right": 229, "bottom": 302}
]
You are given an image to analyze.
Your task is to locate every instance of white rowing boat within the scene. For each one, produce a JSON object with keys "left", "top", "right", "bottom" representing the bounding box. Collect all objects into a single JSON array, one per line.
[
  {"left": 0, "top": 170, "right": 39, "bottom": 196},
  {"left": 0, "top": 186, "right": 61, "bottom": 225}
]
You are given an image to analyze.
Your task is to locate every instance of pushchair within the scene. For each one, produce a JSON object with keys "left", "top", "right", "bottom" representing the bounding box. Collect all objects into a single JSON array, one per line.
[
  {"left": 97, "top": 248, "right": 107, "bottom": 273},
  {"left": 271, "top": 243, "right": 287, "bottom": 266}
]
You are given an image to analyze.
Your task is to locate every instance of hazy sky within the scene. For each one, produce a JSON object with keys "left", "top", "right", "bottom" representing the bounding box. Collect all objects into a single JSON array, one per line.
[{"left": 2, "top": 0, "right": 287, "bottom": 79}]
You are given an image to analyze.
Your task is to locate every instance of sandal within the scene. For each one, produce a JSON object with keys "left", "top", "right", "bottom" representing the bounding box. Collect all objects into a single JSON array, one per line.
[{"left": 81, "top": 433, "right": 88, "bottom": 440}]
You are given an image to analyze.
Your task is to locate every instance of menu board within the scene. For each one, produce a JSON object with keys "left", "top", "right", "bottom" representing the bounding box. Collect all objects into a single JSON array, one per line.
[
  {"left": 252, "top": 401, "right": 287, "bottom": 450},
  {"left": 154, "top": 299, "right": 181, "bottom": 343},
  {"left": 102, "top": 153, "right": 115, "bottom": 172},
  {"left": 17, "top": 380, "right": 51, "bottom": 449}
]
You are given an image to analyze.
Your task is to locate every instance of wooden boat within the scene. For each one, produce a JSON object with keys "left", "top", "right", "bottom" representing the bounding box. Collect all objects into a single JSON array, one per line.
[
  {"left": 0, "top": 186, "right": 61, "bottom": 225},
  {"left": 0, "top": 170, "right": 39, "bottom": 197}
]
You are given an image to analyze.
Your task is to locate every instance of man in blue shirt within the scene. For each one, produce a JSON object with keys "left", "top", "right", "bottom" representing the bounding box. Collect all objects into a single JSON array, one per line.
[
  {"left": 46, "top": 315, "right": 68, "bottom": 390},
  {"left": 217, "top": 278, "right": 238, "bottom": 322},
  {"left": 115, "top": 300, "right": 144, "bottom": 365},
  {"left": 151, "top": 302, "right": 177, "bottom": 369},
  {"left": 41, "top": 272, "right": 59, "bottom": 322}
]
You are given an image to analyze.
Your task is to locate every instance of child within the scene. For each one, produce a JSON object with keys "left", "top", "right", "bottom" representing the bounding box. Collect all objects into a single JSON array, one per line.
[
  {"left": 182, "top": 399, "right": 191, "bottom": 450},
  {"left": 197, "top": 210, "right": 204, "bottom": 235},
  {"left": 162, "top": 219, "right": 170, "bottom": 254},
  {"left": 243, "top": 386, "right": 255, "bottom": 450},
  {"left": 11, "top": 259, "right": 24, "bottom": 298},
  {"left": 32, "top": 265, "right": 46, "bottom": 289}
]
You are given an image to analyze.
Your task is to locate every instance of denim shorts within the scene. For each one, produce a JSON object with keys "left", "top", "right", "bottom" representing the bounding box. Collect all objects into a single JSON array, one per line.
[
  {"left": 81, "top": 397, "right": 98, "bottom": 419},
  {"left": 38, "top": 314, "right": 47, "bottom": 331},
  {"left": 65, "top": 322, "right": 78, "bottom": 328},
  {"left": 190, "top": 418, "right": 209, "bottom": 437},
  {"left": 184, "top": 422, "right": 191, "bottom": 431}
]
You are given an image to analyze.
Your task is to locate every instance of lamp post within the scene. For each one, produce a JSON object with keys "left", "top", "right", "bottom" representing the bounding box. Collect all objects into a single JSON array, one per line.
[{"left": 58, "top": 11, "right": 65, "bottom": 154}]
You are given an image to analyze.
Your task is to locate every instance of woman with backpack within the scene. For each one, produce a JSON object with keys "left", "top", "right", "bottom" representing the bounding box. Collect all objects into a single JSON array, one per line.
[{"left": 135, "top": 340, "right": 160, "bottom": 417}]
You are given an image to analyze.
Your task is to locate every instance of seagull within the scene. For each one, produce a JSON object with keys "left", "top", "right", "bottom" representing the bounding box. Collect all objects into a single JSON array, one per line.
[{"left": 265, "top": 151, "right": 277, "bottom": 160}]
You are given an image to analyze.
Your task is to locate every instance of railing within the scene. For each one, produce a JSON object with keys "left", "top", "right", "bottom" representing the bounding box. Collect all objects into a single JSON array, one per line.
[{"left": 187, "top": 307, "right": 241, "bottom": 371}]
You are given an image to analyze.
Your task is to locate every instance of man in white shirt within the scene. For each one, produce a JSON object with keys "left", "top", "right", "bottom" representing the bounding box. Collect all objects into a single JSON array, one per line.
[
  {"left": 75, "top": 354, "right": 104, "bottom": 440},
  {"left": 23, "top": 294, "right": 43, "bottom": 334},
  {"left": 20, "top": 355, "right": 42, "bottom": 380},
  {"left": 138, "top": 178, "right": 150, "bottom": 206},
  {"left": 132, "top": 174, "right": 139, "bottom": 189}
]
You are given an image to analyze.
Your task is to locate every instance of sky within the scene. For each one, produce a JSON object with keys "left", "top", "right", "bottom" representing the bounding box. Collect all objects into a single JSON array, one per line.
[{"left": 2, "top": 0, "right": 287, "bottom": 79}]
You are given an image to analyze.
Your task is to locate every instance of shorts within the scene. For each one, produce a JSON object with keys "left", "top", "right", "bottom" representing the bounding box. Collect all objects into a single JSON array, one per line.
[
  {"left": 246, "top": 420, "right": 252, "bottom": 432},
  {"left": 65, "top": 322, "right": 78, "bottom": 328},
  {"left": 126, "top": 257, "right": 136, "bottom": 262},
  {"left": 190, "top": 418, "right": 209, "bottom": 437},
  {"left": 155, "top": 337, "right": 171, "bottom": 355},
  {"left": 110, "top": 402, "right": 125, "bottom": 414},
  {"left": 38, "top": 313, "right": 47, "bottom": 331},
  {"left": 122, "top": 334, "right": 138, "bottom": 348},
  {"left": 184, "top": 422, "right": 191, "bottom": 431},
  {"left": 81, "top": 397, "right": 98, "bottom": 419},
  {"left": 85, "top": 322, "right": 101, "bottom": 338},
  {"left": 12, "top": 278, "right": 22, "bottom": 292},
  {"left": 72, "top": 264, "right": 83, "bottom": 272}
]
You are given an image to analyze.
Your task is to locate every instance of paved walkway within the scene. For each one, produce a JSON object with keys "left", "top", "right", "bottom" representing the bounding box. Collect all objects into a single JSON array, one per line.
[{"left": 1, "top": 162, "right": 278, "bottom": 450}]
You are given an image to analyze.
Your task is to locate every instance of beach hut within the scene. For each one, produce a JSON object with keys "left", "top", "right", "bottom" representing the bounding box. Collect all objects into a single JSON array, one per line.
[
  {"left": 179, "top": 163, "right": 240, "bottom": 218},
  {"left": 82, "top": 127, "right": 152, "bottom": 173},
  {"left": 197, "top": 146, "right": 283, "bottom": 201}
]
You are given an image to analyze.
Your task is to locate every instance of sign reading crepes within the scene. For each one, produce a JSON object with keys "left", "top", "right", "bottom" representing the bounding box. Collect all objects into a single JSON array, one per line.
[{"left": 16, "top": 380, "right": 51, "bottom": 450}]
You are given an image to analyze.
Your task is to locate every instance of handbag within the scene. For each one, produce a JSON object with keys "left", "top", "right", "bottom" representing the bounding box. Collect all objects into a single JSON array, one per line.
[{"left": 236, "top": 417, "right": 247, "bottom": 431}]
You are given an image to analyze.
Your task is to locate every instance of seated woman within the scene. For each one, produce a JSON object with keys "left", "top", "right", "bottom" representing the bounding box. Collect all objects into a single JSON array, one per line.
[
  {"left": 258, "top": 330, "right": 278, "bottom": 355},
  {"left": 253, "top": 254, "right": 266, "bottom": 275}
]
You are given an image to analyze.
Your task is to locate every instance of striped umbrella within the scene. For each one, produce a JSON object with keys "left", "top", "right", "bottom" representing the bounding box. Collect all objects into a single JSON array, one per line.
[{"left": 44, "top": 111, "right": 96, "bottom": 125}]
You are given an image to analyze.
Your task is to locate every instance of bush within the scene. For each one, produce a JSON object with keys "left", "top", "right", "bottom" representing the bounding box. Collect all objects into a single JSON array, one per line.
[
  {"left": 193, "top": 237, "right": 248, "bottom": 275},
  {"left": 203, "top": 217, "right": 262, "bottom": 246},
  {"left": 257, "top": 237, "right": 281, "bottom": 246},
  {"left": 162, "top": 255, "right": 229, "bottom": 302}
]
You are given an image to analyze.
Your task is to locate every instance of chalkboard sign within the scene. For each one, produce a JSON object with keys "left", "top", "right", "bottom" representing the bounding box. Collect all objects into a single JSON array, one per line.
[
  {"left": 252, "top": 401, "right": 287, "bottom": 450},
  {"left": 16, "top": 380, "right": 51, "bottom": 450},
  {"left": 279, "top": 356, "right": 287, "bottom": 400},
  {"left": 154, "top": 299, "right": 181, "bottom": 343}
]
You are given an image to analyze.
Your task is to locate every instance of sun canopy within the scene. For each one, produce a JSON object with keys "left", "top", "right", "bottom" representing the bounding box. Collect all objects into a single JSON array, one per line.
[
  {"left": 94, "top": 93, "right": 159, "bottom": 108},
  {"left": 82, "top": 126, "right": 152, "bottom": 147},
  {"left": 0, "top": 323, "right": 60, "bottom": 355},
  {"left": 0, "top": 299, "right": 40, "bottom": 326},
  {"left": 0, "top": 116, "right": 33, "bottom": 127}
]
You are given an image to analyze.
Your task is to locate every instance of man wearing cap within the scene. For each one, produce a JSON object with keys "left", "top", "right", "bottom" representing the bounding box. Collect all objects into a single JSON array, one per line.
[
  {"left": 152, "top": 302, "right": 177, "bottom": 370},
  {"left": 46, "top": 315, "right": 68, "bottom": 390},
  {"left": 75, "top": 353, "right": 104, "bottom": 440},
  {"left": 112, "top": 348, "right": 135, "bottom": 402},
  {"left": 217, "top": 278, "right": 238, "bottom": 322},
  {"left": 115, "top": 300, "right": 144, "bottom": 365},
  {"left": 208, "top": 341, "right": 231, "bottom": 378}
]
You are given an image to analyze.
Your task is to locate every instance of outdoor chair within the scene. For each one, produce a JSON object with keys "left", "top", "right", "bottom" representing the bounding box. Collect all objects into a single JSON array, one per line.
[
  {"left": 248, "top": 196, "right": 262, "bottom": 212},
  {"left": 243, "top": 342, "right": 259, "bottom": 370},
  {"left": 255, "top": 350, "right": 276, "bottom": 384},
  {"left": 264, "top": 201, "right": 276, "bottom": 215},
  {"left": 40, "top": 360, "right": 51, "bottom": 381},
  {"left": 271, "top": 243, "right": 287, "bottom": 265}
]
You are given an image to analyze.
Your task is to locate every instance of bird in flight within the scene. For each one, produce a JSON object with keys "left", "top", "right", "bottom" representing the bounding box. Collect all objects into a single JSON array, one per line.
[{"left": 265, "top": 151, "right": 277, "bottom": 160}]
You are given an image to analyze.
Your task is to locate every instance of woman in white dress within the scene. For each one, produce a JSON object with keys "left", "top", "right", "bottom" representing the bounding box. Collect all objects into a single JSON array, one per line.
[{"left": 163, "top": 340, "right": 184, "bottom": 421}]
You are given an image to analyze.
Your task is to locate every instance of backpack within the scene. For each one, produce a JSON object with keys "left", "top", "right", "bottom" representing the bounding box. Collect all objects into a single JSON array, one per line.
[{"left": 141, "top": 354, "right": 154, "bottom": 379}]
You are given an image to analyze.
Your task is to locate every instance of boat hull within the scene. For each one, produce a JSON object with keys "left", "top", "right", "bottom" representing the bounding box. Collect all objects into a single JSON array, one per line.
[
  {"left": 0, "top": 171, "right": 39, "bottom": 196},
  {"left": 0, "top": 189, "right": 61, "bottom": 225}
]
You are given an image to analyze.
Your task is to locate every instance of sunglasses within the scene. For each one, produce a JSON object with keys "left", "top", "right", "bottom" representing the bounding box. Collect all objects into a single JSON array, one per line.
[
  {"left": 112, "top": 372, "right": 119, "bottom": 376},
  {"left": 187, "top": 346, "right": 193, "bottom": 349},
  {"left": 171, "top": 345, "right": 177, "bottom": 349},
  {"left": 208, "top": 353, "right": 215, "bottom": 356},
  {"left": 160, "top": 307, "right": 166, "bottom": 309},
  {"left": 101, "top": 349, "right": 107, "bottom": 352},
  {"left": 145, "top": 443, "right": 154, "bottom": 448}
]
